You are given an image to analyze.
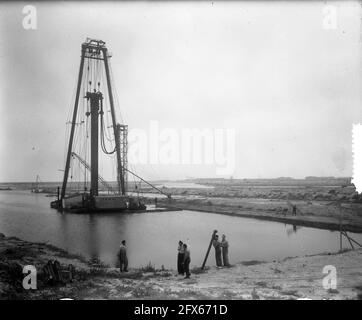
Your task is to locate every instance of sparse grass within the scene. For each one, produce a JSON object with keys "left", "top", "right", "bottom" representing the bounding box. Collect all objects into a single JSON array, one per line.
[
  {"left": 222, "top": 290, "right": 238, "bottom": 299},
  {"left": 241, "top": 260, "right": 266, "bottom": 266},
  {"left": 140, "top": 261, "right": 156, "bottom": 273},
  {"left": 175, "top": 289, "right": 212, "bottom": 300},
  {"left": 156, "top": 271, "right": 173, "bottom": 277},
  {"left": 138, "top": 265, "right": 173, "bottom": 279},
  {"left": 0, "top": 247, "right": 37, "bottom": 260},
  {"left": 280, "top": 289, "right": 301, "bottom": 297},
  {"left": 327, "top": 288, "right": 339, "bottom": 294},
  {"left": 5, "top": 236, "right": 22, "bottom": 241},
  {"left": 191, "top": 266, "right": 209, "bottom": 274},
  {"left": 118, "top": 270, "right": 144, "bottom": 279},
  {"left": 132, "top": 284, "right": 157, "bottom": 298},
  {"left": 39, "top": 243, "right": 87, "bottom": 261},
  {"left": 154, "top": 264, "right": 172, "bottom": 273},
  {"left": 255, "top": 281, "right": 268, "bottom": 288},
  {"left": 88, "top": 257, "right": 109, "bottom": 268},
  {"left": 183, "top": 278, "right": 198, "bottom": 285},
  {"left": 87, "top": 257, "right": 110, "bottom": 275},
  {"left": 2, "top": 237, "right": 88, "bottom": 264},
  {"left": 271, "top": 285, "right": 282, "bottom": 290}
]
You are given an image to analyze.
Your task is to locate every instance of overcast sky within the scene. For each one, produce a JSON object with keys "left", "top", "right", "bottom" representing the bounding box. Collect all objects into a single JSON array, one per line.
[{"left": 0, "top": 1, "right": 361, "bottom": 182}]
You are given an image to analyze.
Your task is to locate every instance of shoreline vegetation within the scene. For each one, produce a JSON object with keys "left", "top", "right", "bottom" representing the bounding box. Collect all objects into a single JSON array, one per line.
[{"left": 1, "top": 233, "right": 361, "bottom": 300}]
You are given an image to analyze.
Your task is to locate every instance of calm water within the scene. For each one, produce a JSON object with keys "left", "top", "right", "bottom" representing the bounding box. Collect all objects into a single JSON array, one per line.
[{"left": 0, "top": 190, "right": 361, "bottom": 269}]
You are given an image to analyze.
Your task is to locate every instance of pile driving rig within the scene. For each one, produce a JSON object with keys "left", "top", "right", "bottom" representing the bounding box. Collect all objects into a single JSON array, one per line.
[{"left": 51, "top": 38, "right": 149, "bottom": 213}]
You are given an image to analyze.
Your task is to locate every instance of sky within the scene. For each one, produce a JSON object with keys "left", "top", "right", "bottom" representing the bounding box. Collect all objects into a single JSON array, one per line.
[{"left": 0, "top": 1, "right": 361, "bottom": 182}]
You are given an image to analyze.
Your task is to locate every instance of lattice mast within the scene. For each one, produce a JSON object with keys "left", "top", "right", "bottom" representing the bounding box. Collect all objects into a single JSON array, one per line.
[{"left": 118, "top": 124, "right": 128, "bottom": 194}]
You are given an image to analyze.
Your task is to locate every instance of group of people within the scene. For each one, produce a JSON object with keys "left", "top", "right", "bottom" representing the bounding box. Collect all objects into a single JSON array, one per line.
[
  {"left": 118, "top": 239, "right": 192, "bottom": 278},
  {"left": 118, "top": 234, "right": 230, "bottom": 276},
  {"left": 212, "top": 234, "right": 230, "bottom": 268},
  {"left": 177, "top": 241, "right": 191, "bottom": 279}
]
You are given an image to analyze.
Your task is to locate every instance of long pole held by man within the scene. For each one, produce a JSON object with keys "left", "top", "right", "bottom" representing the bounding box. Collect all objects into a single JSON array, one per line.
[{"left": 201, "top": 230, "right": 218, "bottom": 270}]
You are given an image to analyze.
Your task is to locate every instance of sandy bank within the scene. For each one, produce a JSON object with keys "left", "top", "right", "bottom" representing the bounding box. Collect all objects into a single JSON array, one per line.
[
  {"left": 0, "top": 233, "right": 361, "bottom": 300},
  {"left": 157, "top": 197, "right": 362, "bottom": 233}
]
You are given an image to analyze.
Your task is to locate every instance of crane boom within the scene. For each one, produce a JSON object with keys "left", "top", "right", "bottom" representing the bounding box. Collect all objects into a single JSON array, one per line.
[
  {"left": 124, "top": 167, "right": 171, "bottom": 198},
  {"left": 71, "top": 152, "right": 115, "bottom": 193}
]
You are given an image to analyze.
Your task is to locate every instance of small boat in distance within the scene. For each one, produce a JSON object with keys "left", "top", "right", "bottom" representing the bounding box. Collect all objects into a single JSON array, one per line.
[
  {"left": 31, "top": 175, "right": 42, "bottom": 193},
  {"left": 0, "top": 187, "right": 12, "bottom": 191}
]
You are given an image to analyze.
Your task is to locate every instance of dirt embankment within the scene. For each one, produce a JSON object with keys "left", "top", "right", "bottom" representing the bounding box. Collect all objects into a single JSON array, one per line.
[
  {"left": 158, "top": 197, "right": 362, "bottom": 233},
  {"left": 153, "top": 182, "right": 362, "bottom": 233},
  {"left": 1, "top": 234, "right": 361, "bottom": 300}
]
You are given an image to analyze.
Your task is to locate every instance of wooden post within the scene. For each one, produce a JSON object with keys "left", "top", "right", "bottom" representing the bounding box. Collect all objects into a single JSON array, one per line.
[{"left": 201, "top": 230, "right": 218, "bottom": 270}]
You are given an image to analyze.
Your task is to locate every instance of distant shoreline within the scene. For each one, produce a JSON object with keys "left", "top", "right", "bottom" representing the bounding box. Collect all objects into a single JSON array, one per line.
[
  {"left": 162, "top": 200, "right": 362, "bottom": 234},
  {"left": 0, "top": 176, "right": 354, "bottom": 186}
]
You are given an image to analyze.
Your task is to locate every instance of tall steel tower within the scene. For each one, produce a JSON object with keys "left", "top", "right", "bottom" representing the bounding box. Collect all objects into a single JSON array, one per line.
[{"left": 60, "top": 38, "right": 126, "bottom": 202}]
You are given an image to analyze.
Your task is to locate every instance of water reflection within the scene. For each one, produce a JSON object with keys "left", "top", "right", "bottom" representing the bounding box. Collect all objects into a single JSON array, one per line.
[{"left": 285, "top": 224, "right": 302, "bottom": 236}]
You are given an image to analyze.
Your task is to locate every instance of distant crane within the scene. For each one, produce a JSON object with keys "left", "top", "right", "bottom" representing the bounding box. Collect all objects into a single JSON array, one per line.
[
  {"left": 123, "top": 167, "right": 171, "bottom": 199},
  {"left": 31, "top": 175, "right": 42, "bottom": 193}
]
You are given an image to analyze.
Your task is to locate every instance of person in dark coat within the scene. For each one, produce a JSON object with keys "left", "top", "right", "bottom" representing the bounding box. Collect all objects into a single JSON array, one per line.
[
  {"left": 177, "top": 241, "right": 185, "bottom": 275},
  {"left": 119, "top": 240, "right": 128, "bottom": 272},
  {"left": 221, "top": 234, "right": 230, "bottom": 267},
  {"left": 183, "top": 243, "right": 191, "bottom": 279},
  {"left": 212, "top": 235, "right": 222, "bottom": 267}
]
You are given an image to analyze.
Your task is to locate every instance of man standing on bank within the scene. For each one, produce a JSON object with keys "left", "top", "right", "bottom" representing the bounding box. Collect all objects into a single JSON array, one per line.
[
  {"left": 221, "top": 234, "right": 230, "bottom": 267},
  {"left": 177, "top": 240, "right": 185, "bottom": 276},
  {"left": 212, "top": 234, "right": 223, "bottom": 268},
  {"left": 183, "top": 243, "right": 191, "bottom": 279},
  {"left": 119, "top": 240, "right": 128, "bottom": 272}
]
